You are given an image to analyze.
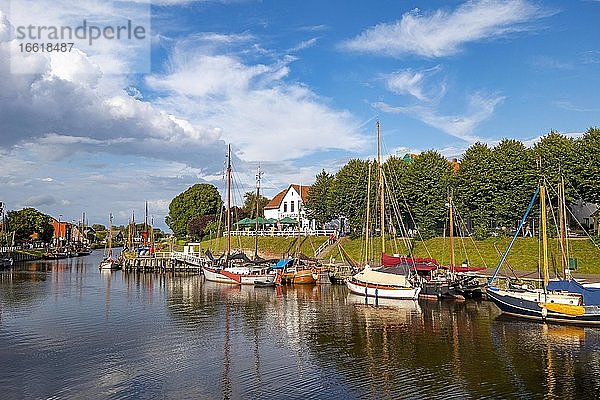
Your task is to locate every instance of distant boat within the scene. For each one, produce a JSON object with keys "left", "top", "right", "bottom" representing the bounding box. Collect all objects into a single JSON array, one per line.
[
  {"left": 0, "top": 255, "right": 13, "bottom": 269},
  {"left": 99, "top": 213, "right": 121, "bottom": 271},
  {"left": 486, "top": 178, "right": 600, "bottom": 325}
]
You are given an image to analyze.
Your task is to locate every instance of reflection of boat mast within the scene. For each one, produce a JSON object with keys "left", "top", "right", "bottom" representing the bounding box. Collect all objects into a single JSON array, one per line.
[{"left": 222, "top": 302, "right": 231, "bottom": 399}]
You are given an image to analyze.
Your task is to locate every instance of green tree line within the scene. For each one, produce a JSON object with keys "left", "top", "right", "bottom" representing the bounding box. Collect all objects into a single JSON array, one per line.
[{"left": 305, "top": 128, "right": 600, "bottom": 239}]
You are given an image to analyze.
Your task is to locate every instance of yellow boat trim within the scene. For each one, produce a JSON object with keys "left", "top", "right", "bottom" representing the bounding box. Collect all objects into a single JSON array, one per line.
[{"left": 542, "top": 302, "right": 585, "bottom": 316}]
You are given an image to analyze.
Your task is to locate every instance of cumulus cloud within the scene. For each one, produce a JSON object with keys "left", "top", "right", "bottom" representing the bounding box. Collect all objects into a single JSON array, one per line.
[
  {"left": 146, "top": 47, "right": 365, "bottom": 161},
  {"left": 341, "top": 0, "right": 552, "bottom": 58}
]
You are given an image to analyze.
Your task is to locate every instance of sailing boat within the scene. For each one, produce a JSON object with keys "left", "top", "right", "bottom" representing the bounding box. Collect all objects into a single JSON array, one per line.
[
  {"left": 202, "top": 145, "right": 276, "bottom": 285},
  {"left": 345, "top": 120, "right": 421, "bottom": 300},
  {"left": 486, "top": 177, "right": 600, "bottom": 325},
  {"left": 99, "top": 213, "right": 121, "bottom": 270},
  {"left": 0, "top": 201, "right": 14, "bottom": 269}
]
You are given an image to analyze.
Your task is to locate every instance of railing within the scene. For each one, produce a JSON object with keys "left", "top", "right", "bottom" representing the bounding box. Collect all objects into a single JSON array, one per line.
[
  {"left": 169, "top": 251, "right": 207, "bottom": 266},
  {"left": 314, "top": 240, "right": 330, "bottom": 257},
  {"left": 226, "top": 229, "right": 337, "bottom": 237}
]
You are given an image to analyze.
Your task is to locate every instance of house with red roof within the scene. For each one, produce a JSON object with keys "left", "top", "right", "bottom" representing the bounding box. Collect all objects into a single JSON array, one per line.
[{"left": 264, "top": 184, "right": 313, "bottom": 229}]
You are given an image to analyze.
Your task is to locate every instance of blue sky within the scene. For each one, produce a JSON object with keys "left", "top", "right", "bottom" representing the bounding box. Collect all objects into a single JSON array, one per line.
[{"left": 0, "top": 0, "right": 598, "bottom": 231}]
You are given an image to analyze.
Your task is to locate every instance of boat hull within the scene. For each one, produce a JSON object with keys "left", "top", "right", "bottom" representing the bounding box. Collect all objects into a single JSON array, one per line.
[
  {"left": 203, "top": 266, "right": 276, "bottom": 285},
  {"left": 346, "top": 278, "right": 421, "bottom": 300},
  {"left": 99, "top": 259, "right": 121, "bottom": 270},
  {"left": 281, "top": 269, "right": 316, "bottom": 285},
  {"left": 486, "top": 287, "right": 600, "bottom": 325}
]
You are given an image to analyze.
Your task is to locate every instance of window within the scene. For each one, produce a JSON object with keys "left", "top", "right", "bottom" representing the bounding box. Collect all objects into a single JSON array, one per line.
[
  {"left": 283, "top": 202, "right": 287, "bottom": 212},
  {"left": 291, "top": 201, "right": 295, "bottom": 212}
]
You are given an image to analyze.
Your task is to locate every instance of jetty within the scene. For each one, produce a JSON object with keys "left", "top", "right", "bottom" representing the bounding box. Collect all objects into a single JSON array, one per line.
[
  {"left": 121, "top": 252, "right": 206, "bottom": 272},
  {"left": 121, "top": 243, "right": 206, "bottom": 273}
]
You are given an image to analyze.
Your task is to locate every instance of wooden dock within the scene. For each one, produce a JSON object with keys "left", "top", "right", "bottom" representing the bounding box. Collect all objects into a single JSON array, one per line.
[{"left": 122, "top": 251, "right": 205, "bottom": 273}]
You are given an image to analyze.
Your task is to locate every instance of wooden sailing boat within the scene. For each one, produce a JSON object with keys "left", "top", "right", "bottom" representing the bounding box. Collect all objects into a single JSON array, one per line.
[
  {"left": 486, "top": 176, "right": 600, "bottom": 324},
  {"left": 99, "top": 213, "right": 121, "bottom": 270},
  {"left": 202, "top": 145, "right": 276, "bottom": 285},
  {"left": 345, "top": 120, "right": 421, "bottom": 300}
]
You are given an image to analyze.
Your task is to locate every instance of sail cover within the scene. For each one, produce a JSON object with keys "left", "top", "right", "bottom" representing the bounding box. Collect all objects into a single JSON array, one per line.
[
  {"left": 381, "top": 253, "right": 439, "bottom": 270},
  {"left": 547, "top": 279, "right": 600, "bottom": 306},
  {"left": 354, "top": 267, "right": 408, "bottom": 287}
]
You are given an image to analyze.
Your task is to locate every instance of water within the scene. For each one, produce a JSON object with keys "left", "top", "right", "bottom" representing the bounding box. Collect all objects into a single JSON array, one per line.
[{"left": 1, "top": 252, "right": 600, "bottom": 399}]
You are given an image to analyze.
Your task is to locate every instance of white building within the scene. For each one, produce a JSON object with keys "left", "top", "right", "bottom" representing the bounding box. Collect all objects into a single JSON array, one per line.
[{"left": 264, "top": 184, "right": 314, "bottom": 229}]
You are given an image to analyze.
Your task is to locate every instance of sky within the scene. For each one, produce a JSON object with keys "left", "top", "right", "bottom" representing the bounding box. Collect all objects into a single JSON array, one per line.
[{"left": 0, "top": 0, "right": 598, "bottom": 231}]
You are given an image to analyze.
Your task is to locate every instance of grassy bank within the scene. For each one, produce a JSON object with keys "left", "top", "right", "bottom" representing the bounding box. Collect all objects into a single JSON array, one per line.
[
  {"left": 324, "top": 236, "right": 600, "bottom": 274},
  {"left": 179, "top": 235, "right": 600, "bottom": 274}
]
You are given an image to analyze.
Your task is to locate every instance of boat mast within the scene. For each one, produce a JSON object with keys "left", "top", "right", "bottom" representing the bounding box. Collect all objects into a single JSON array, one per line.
[
  {"left": 541, "top": 181, "right": 549, "bottom": 289},
  {"left": 377, "top": 119, "right": 385, "bottom": 255},
  {"left": 226, "top": 144, "right": 231, "bottom": 257},
  {"left": 449, "top": 191, "right": 455, "bottom": 272},
  {"left": 254, "top": 164, "right": 262, "bottom": 259},
  {"left": 144, "top": 201, "right": 148, "bottom": 247},
  {"left": 107, "top": 213, "right": 113, "bottom": 258},
  {"left": 364, "top": 161, "right": 372, "bottom": 266},
  {"left": 150, "top": 215, "right": 155, "bottom": 256},
  {"left": 558, "top": 175, "right": 569, "bottom": 274},
  {"left": 295, "top": 184, "right": 302, "bottom": 259}
]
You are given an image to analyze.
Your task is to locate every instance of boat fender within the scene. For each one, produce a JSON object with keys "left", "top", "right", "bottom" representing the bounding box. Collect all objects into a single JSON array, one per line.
[{"left": 541, "top": 306, "right": 548, "bottom": 319}]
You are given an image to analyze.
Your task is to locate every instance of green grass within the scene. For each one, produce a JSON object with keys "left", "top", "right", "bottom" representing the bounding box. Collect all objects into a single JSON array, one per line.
[
  {"left": 175, "top": 234, "right": 600, "bottom": 274},
  {"left": 324, "top": 236, "right": 600, "bottom": 274}
]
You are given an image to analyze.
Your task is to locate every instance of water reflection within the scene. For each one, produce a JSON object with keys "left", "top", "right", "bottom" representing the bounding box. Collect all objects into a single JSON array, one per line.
[{"left": 2, "top": 258, "right": 600, "bottom": 399}]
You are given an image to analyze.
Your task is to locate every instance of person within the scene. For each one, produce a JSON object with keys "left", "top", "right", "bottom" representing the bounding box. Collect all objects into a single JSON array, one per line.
[{"left": 328, "top": 232, "right": 335, "bottom": 245}]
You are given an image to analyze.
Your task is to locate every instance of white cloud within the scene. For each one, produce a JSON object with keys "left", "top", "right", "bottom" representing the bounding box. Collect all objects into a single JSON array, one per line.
[
  {"left": 375, "top": 92, "right": 505, "bottom": 142},
  {"left": 23, "top": 194, "right": 57, "bottom": 207},
  {"left": 385, "top": 66, "right": 443, "bottom": 101},
  {"left": 341, "top": 0, "right": 552, "bottom": 58},
  {"left": 147, "top": 47, "right": 365, "bottom": 162}
]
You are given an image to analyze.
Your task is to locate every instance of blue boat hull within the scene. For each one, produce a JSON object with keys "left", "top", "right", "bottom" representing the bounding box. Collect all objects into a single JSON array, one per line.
[{"left": 486, "top": 287, "right": 600, "bottom": 325}]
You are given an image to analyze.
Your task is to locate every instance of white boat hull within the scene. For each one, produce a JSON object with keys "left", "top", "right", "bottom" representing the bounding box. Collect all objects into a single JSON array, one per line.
[
  {"left": 346, "top": 279, "right": 421, "bottom": 300},
  {"left": 99, "top": 259, "right": 121, "bottom": 270},
  {"left": 203, "top": 266, "right": 276, "bottom": 285}
]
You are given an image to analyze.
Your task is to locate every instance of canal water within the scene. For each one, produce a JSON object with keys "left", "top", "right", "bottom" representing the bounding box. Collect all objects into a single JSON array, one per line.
[{"left": 1, "top": 252, "right": 600, "bottom": 399}]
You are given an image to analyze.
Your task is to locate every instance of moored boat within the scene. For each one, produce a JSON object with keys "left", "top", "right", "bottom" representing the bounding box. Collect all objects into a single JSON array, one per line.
[
  {"left": 1, "top": 255, "right": 13, "bottom": 269},
  {"left": 99, "top": 257, "right": 121, "bottom": 270},
  {"left": 486, "top": 178, "right": 600, "bottom": 325},
  {"left": 203, "top": 262, "right": 276, "bottom": 285},
  {"left": 346, "top": 265, "right": 421, "bottom": 300},
  {"left": 98, "top": 213, "right": 121, "bottom": 271}
]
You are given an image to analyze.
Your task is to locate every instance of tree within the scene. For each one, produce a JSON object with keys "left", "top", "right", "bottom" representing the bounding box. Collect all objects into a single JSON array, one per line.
[
  {"left": 92, "top": 224, "right": 106, "bottom": 232},
  {"left": 455, "top": 142, "right": 495, "bottom": 236},
  {"left": 573, "top": 127, "right": 600, "bottom": 204},
  {"left": 490, "top": 139, "right": 536, "bottom": 230},
  {"left": 327, "top": 159, "right": 370, "bottom": 234},
  {"left": 166, "top": 184, "right": 223, "bottom": 237},
  {"left": 533, "top": 130, "right": 576, "bottom": 195},
  {"left": 401, "top": 151, "right": 453, "bottom": 239},
  {"left": 241, "top": 192, "right": 270, "bottom": 218},
  {"left": 188, "top": 214, "right": 218, "bottom": 239},
  {"left": 305, "top": 170, "right": 335, "bottom": 226},
  {"left": 6, "top": 208, "right": 54, "bottom": 244}
]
